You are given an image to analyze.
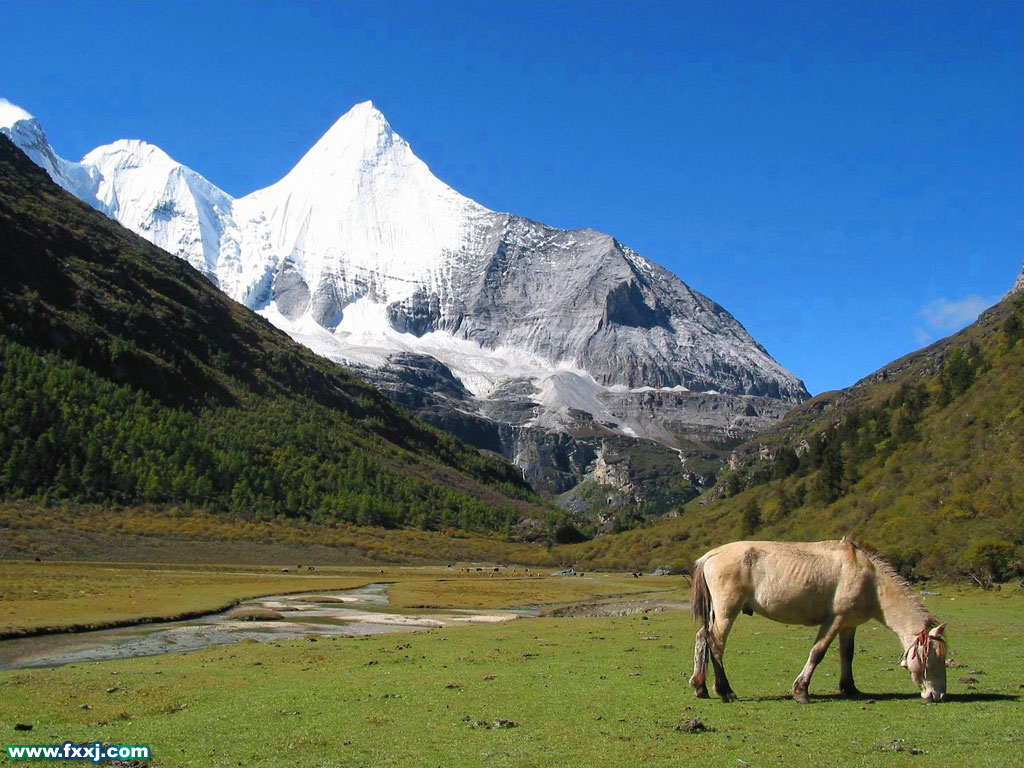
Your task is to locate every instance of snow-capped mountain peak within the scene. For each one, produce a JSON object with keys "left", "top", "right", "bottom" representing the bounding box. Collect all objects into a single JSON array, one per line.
[
  {"left": 0, "top": 98, "right": 34, "bottom": 129},
  {"left": 2, "top": 97, "right": 809, "bottom": 468},
  {"left": 82, "top": 138, "right": 176, "bottom": 171},
  {"left": 254, "top": 101, "right": 428, "bottom": 195},
  {"left": 236, "top": 101, "right": 489, "bottom": 316},
  {"left": 75, "top": 138, "right": 236, "bottom": 279},
  {"left": 300, "top": 100, "right": 397, "bottom": 167},
  {"left": 0, "top": 100, "right": 99, "bottom": 200}
]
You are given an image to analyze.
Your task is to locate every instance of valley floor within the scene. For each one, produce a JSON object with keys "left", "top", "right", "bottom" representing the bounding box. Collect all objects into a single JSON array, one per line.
[
  {"left": 0, "top": 565, "right": 1020, "bottom": 767},
  {"left": 0, "top": 562, "right": 660, "bottom": 638}
]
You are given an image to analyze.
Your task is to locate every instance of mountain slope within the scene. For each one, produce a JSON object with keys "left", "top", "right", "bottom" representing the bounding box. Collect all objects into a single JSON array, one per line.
[
  {"left": 1, "top": 98, "right": 807, "bottom": 504},
  {"left": 560, "top": 289, "right": 1024, "bottom": 576},
  {"left": 0, "top": 133, "right": 548, "bottom": 532},
  {"left": 1, "top": 100, "right": 805, "bottom": 400}
]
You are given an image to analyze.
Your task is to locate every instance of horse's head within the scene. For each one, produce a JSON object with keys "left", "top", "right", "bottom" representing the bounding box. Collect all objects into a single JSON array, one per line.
[{"left": 901, "top": 624, "right": 947, "bottom": 702}]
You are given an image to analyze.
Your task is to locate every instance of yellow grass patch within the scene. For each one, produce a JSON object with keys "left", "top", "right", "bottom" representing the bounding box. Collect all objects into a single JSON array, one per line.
[
  {"left": 0, "top": 562, "right": 685, "bottom": 635},
  {"left": 0, "top": 562, "right": 374, "bottom": 635}
]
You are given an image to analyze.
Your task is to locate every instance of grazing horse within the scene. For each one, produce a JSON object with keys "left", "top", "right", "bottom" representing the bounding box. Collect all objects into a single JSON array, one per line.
[{"left": 688, "top": 539, "right": 947, "bottom": 703}]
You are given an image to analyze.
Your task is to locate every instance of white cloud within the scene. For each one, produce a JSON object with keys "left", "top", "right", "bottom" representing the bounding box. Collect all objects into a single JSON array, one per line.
[
  {"left": 912, "top": 326, "right": 933, "bottom": 346},
  {"left": 913, "top": 293, "right": 995, "bottom": 345}
]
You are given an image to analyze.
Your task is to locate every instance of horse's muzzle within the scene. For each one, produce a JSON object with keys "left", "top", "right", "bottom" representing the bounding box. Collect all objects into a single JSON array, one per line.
[{"left": 922, "top": 691, "right": 946, "bottom": 703}]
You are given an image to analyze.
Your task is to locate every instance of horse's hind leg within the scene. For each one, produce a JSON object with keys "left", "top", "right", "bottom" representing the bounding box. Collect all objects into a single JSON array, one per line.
[
  {"left": 838, "top": 627, "right": 860, "bottom": 697},
  {"left": 708, "top": 614, "right": 738, "bottom": 703},
  {"left": 689, "top": 627, "right": 710, "bottom": 698},
  {"left": 792, "top": 616, "right": 844, "bottom": 703}
]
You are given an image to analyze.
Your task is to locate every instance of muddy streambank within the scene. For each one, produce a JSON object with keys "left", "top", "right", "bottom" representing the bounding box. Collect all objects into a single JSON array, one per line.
[
  {"left": 0, "top": 583, "right": 534, "bottom": 671},
  {"left": 542, "top": 597, "right": 689, "bottom": 618}
]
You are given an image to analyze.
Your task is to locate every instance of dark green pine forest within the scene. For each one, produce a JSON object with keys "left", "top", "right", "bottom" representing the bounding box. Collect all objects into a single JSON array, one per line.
[{"left": 0, "top": 135, "right": 550, "bottom": 534}]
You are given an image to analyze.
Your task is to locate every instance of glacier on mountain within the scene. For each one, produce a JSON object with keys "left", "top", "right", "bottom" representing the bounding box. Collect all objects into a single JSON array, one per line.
[{"left": 2, "top": 97, "right": 809, "bottom": 495}]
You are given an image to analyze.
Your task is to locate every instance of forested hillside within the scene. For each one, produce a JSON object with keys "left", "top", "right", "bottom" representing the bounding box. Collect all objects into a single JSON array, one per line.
[
  {"left": 562, "top": 291, "right": 1024, "bottom": 579},
  {"left": 0, "top": 135, "right": 550, "bottom": 535}
]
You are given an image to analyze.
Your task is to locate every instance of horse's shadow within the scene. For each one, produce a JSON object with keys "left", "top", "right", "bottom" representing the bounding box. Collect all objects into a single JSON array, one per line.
[{"left": 744, "top": 691, "right": 1019, "bottom": 704}]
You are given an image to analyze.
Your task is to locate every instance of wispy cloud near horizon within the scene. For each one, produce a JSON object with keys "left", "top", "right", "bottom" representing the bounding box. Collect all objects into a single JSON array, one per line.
[{"left": 913, "top": 293, "right": 995, "bottom": 346}]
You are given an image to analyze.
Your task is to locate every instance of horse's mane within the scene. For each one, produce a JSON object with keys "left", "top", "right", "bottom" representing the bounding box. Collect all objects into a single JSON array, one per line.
[{"left": 844, "top": 538, "right": 937, "bottom": 628}]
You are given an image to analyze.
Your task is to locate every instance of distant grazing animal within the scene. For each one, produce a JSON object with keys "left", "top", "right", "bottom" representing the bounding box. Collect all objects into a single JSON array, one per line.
[{"left": 689, "top": 539, "right": 947, "bottom": 703}]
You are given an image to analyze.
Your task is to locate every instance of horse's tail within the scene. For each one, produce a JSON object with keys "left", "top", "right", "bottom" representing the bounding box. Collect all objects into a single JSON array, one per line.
[
  {"left": 691, "top": 555, "right": 713, "bottom": 628},
  {"left": 691, "top": 556, "right": 713, "bottom": 672}
]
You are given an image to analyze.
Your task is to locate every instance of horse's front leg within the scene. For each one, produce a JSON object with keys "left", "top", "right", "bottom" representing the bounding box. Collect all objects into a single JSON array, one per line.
[
  {"left": 792, "top": 616, "right": 844, "bottom": 704},
  {"left": 838, "top": 627, "right": 861, "bottom": 697}
]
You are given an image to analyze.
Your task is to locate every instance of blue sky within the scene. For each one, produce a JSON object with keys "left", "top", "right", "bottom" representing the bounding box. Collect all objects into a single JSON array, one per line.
[{"left": 4, "top": 0, "right": 1021, "bottom": 395}]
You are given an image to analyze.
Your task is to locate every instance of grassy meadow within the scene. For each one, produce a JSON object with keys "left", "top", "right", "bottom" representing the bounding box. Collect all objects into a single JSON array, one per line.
[
  {"left": 0, "top": 562, "right": 666, "bottom": 637},
  {"left": 1, "top": 565, "right": 1021, "bottom": 767},
  {"left": 0, "top": 562, "right": 382, "bottom": 637}
]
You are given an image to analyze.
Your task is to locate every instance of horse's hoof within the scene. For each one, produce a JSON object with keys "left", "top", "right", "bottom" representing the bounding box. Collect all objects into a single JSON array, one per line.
[
  {"left": 718, "top": 691, "right": 737, "bottom": 703},
  {"left": 792, "top": 690, "right": 810, "bottom": 704},
  {"left": 694, "top": 686, "right": 709, "bottom": 699},
  {"left": 840, "top": 686, "right": 862, "bottom": 699}
]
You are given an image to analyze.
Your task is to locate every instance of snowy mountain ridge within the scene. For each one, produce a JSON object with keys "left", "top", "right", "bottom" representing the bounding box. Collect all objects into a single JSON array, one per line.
[{"left": 2, "top": 97, "right": 808, "bottom": 486}]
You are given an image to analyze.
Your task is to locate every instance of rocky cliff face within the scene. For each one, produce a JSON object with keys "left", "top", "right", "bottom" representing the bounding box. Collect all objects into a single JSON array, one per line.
[
  {"left": 359, "top": 349, "right": 793, "bottom": 508},
  {"left": 2, "top": 97, "right": 809, "bottom": 506},
  {"left": 1012, "top": 261, "right": 1024, "bottom": 296}
]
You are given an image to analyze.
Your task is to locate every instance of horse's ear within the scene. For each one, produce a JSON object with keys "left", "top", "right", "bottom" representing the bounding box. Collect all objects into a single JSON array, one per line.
[{"left": 929, "top": 623, "right": 946, "bottom": 638}]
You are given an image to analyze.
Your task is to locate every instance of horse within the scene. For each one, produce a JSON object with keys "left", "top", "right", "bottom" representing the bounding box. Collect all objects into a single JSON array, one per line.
[{"left": 688, "top": 539, "right": 947, "bottom": 703}]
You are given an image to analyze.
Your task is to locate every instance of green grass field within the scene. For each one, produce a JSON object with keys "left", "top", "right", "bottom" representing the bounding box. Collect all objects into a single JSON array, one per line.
[{"left": 1, "top": 566, "right": 1020, "bottom": 767}]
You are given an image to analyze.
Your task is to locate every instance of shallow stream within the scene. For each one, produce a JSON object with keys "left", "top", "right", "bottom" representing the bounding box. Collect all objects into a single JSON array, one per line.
[{"left": 0, "top": 583, "right": 533, "bottom": 670}]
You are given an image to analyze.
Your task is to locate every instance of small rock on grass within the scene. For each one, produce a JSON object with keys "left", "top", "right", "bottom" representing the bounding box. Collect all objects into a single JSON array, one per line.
[
  {"left": 674, "top": 718, "right": 714, "bottom": 734},
  {"left": 880, "top": 739, "right": 923, "bottom": 755},
  {"left": 14, "top": 723, "right": 33, "bottom": 731},
  {"left": 461, "top": 716, "right": 517, "bottom": 729}
]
